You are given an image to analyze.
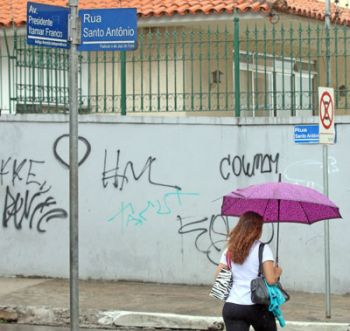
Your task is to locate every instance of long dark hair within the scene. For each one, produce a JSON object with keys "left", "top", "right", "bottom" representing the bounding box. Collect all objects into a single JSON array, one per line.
[{"left": 227, "top": 211, "right": 263, "bottom": 264}]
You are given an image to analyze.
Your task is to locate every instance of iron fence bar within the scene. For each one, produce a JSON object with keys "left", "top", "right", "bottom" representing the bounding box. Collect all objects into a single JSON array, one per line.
[
  {"left": 245, "top": 26, "right": 250, "bottom": 113},
  {"left": 103, "top": 51, "right": 107, "bottom": 112},
  {"left": 87, "top": 52, "right": 91, "bottom": 112},
  {"left": 15, "top": 34, "right": 21, "bottom": 109},
  {"left": 215, "top": 26, "right": 220, "bottom": 111},
  {"left": 263, "top": 24, "right": 267, "bottom": 112},
  {"left": 316, "top": 25, "right": 321, "bottom": 114},
  {"left": 234, "top": 17, "right": 240, "bottom": 117},
  {"left": 224, "top": 26, "right": 229, "bottom": 112},
  {"left": 120, "top": 51, "right": 126, "bottom": 115},
  {"left": 290, "top": 24, "right": 295, "bottom": 116},
  {"left": 111, "top": 51, "right": 115, "bottom": 112},
  {"left": 39, "top": 44, "right": 44, "bottom": 110},
  {"left": 272, "top": 24, "right": 277, "bottom": 117},
  {"left": 46, "top": 48, "right": 50, "bottom": 107},
  {"left": 55, "top": 48, "right": 59, "bottom": 112},
  {"left": 147, "top": 30, "right": 152, "bottom": 112},
  {"left": 156, "top": 29, "right": 160, "bottom": 111},
  {"left": 207, "top": 27, "right": 212, "bottom": 111},
  {"left": 334, "top": 25, "right": 339, "bottom": 108},
  {"left": 140, "top": 31, "right": 144, "bottom": 111},
  {"left": 344, "top": 26, "right": 348, "bottom": 109},
  {"left": 254, "top": 25, "right": 258, "bottom": 114},
  {"left": 182, "top": 30, "right": 186, "bottom": 111},
  {"left": 31, "top": 38, "right": 35, "bottom": 106},
  {"left": 307, "top": 24, "right": 312, "bottom": 111},
  {"left": 298, "top": 24, "right": 302, "bottom": 111},
  {"left": 131, "top": 50, "right": 135, "bottom": 112},
  {"left": 190, "top": 30, "right": 194, "bottom": 112},
  {"left": 165, "top": 30, "right": 170, "bottom": 112},
  {"left": 95, "top": 52, "right": 98, "bottom": 113},
  {"left": 173, "top": 29, "right": 178, "bottom": 112},
  {"left": 281, "top": 25, "right": 285, "bottom": 111}
]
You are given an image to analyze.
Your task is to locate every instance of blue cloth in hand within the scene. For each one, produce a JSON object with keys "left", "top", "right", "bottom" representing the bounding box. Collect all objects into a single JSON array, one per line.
[{"left": 264, "top": 280, "right": 286, "bottom": 327}]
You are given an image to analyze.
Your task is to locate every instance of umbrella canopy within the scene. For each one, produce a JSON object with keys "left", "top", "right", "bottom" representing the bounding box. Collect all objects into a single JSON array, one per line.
[{"left": 221, "top": 182, "right": 342, "bottom": 224}]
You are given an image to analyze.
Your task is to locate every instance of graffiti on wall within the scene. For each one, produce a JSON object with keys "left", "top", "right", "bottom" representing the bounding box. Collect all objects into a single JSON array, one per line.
[
  {"left": 102, "top": 149, "right": 181, "bottom": 191},
  {"left": 219, "top": 153, "right": 280, "bottom": 179},
  {"left": 0, "top": 157, "right": 68, "bottom": 233},
  {"left": 53, "top": 134, "right": 91, "bottom": 168},
  {"left": 175, "top": 152, "right": 281, "bottom": 264},
  {"left": 177, "top": 214, "right": 231, "bottom": 265},
  {"left": 283, "top": 157, "right": 339, "bottom": 191},
  {"left": 107, "top": 190, "right": 200, "bottom": 226}
]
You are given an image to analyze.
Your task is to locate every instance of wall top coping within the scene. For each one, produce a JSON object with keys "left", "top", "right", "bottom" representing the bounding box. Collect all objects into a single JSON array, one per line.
[{"left": 1, "top": 114, "right": 350, "bottom": 126}]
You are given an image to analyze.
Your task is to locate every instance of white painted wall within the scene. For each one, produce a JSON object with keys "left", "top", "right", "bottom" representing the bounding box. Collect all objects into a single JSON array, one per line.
[{"left": 0, "top": 114, "right": 349, "bottom": 294}]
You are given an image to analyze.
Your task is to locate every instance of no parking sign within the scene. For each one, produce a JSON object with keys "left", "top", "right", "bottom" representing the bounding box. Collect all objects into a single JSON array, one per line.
[{"left": 319, "top": 87, "right": 335, "bottom": 144}]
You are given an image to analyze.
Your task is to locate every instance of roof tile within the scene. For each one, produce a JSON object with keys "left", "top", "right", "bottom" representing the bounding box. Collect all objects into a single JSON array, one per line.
[
  {"left": 0, "top": 0, "right": 272, "bottom": 27},
  {"left": 273, "top": 0, "right": 350, "bottom": 26},
  {"left": 0, "top": 0, "right": 349, "bottom": 27}
]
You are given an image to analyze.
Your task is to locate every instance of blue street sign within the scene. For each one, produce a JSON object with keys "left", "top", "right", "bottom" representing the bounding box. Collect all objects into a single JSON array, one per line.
[
  {"left": 27, "top": 2, "right": 70, "bottom": 49},
  {"left": 78, "top": 8, "right": 138, "bottom": 52},
  {"left": 294, "top": 125, "right": 319, "bottom": 144}
]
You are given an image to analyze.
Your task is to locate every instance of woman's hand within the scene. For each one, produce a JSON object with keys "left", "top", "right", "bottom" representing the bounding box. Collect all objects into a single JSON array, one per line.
[
  {"left": 274, "top": 264, "right": 283, "bottom": 279},
  {"left": 214, "top": 263, "right": 228, "bottom": 278},
  {"left": 263, "top": 261, "right": 283, "bottom": 285}
]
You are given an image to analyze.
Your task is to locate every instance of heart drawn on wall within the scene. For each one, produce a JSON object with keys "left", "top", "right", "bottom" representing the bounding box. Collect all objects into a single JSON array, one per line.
[{"left": 53, "top": 134, "right": 91, "bottom": 168}]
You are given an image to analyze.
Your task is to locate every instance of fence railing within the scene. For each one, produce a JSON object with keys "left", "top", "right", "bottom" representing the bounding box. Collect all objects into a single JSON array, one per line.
[{"left": 0, "top": 19, "right": 349, "bottom": 116}]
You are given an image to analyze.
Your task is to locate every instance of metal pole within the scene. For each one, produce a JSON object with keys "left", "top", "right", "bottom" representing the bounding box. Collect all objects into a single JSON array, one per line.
[
  {"left": 324, "top": 0, "right": 331, "bottom": 319},
  {"left": 68, "top": 0, "right": 80, "bottom": 329}
]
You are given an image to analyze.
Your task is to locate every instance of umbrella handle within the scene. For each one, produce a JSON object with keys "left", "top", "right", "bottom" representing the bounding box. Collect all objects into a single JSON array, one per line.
[{"left": 276, "top": 199, "right": 280, "bottom": 265}]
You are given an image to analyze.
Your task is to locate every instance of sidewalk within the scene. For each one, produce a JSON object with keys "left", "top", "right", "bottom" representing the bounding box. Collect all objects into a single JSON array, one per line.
[{"left": 0, "top": 277, "right": 349, "bottom": 330}]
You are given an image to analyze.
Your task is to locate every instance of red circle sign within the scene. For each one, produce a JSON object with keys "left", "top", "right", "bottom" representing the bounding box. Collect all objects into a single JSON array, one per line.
[{"left": 319, "top": 91, "right": 334, "bottom": 129}]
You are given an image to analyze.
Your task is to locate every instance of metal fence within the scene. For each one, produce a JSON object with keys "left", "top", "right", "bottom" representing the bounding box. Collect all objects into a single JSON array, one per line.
[{"left": 0, "top": 19, "right": 349, "bottom": 116}]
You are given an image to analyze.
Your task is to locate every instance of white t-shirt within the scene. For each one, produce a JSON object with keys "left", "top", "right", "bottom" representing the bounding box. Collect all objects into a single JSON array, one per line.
[{"left": 220, "top": 240, "right": 274, "bottom": 305}]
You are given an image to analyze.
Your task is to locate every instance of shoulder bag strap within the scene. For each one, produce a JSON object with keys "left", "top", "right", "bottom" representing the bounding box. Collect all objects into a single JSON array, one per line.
[
  {"left": 258, "top": 243, "right": 265, "bottom": 277},
  {"left": 226, "top": 250, "right": 232, "bottom": 270}
]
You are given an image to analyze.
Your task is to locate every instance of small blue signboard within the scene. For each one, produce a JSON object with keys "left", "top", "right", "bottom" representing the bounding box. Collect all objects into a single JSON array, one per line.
[
  {"left": 78, "top": 8, "right": 138, "bottom": 52},
  {"left": 294, "top": 125, "right": 319, "bottom": 144},
  {"left": 27, "top": 2, "right": 70, "bottom": 49}
]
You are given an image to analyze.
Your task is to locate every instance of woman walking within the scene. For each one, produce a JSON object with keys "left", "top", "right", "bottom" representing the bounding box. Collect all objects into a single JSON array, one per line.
[{"left": 215, "top": 211, "right": 282, "bottom": 331}]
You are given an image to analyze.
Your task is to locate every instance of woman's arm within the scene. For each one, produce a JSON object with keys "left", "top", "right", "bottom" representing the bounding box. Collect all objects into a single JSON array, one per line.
[
  {"left": 214, "top": 263, "right": 228, "bottom": 278},
  {"left": 262, "top": 261, "right": 283, "bottom": 285}
]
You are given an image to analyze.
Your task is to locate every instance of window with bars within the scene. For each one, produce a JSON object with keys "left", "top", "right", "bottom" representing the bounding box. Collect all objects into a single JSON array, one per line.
[{"left": 237, "top": 52, "right": 317, "bottom": 116}]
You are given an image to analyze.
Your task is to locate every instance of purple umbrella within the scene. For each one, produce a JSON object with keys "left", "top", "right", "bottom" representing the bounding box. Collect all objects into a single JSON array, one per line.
[{"left": 221, "top": 176, "right": 342, "bottom": 262}]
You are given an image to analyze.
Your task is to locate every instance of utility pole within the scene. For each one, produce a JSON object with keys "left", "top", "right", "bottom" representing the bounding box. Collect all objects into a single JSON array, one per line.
[
  {"left": 324, "top": 0, "right": 331, "bottom": 319},
  {"left": 68, "top": 0, "right": 80, "bottom": 329}
]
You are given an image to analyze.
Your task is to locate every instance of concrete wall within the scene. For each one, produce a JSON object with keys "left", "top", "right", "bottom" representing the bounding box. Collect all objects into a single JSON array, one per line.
[{"left": 0, "top": 114, "right": 349, "bottom": 294}]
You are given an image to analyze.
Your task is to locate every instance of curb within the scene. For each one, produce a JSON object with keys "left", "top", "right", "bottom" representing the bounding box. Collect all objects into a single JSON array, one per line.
[
  {"left": 98, "top": 311, "right": 223, "bottom": 330},
  {"left": 1, "top": 306, "right": 349, "bottom": 331},
  {"left": 284, "top": 321, "right": 350, "bottom": 331},
  {"left": 0, "top": 306, "right": 223, "bottom": 330}
]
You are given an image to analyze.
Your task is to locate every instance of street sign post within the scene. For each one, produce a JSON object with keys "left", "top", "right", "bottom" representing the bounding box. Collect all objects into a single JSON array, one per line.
[
  {"left": 27, "top": 2, "right": 70, "bottom": 49},
  {"left": 78, "top": 8, "right": 137, "bottom": 51},
  {"left": 319, "top": 87, "right": 335, "bottom": 145},
  {"left": 26, "top": 4, "right": 138, "bottom": 329}
]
